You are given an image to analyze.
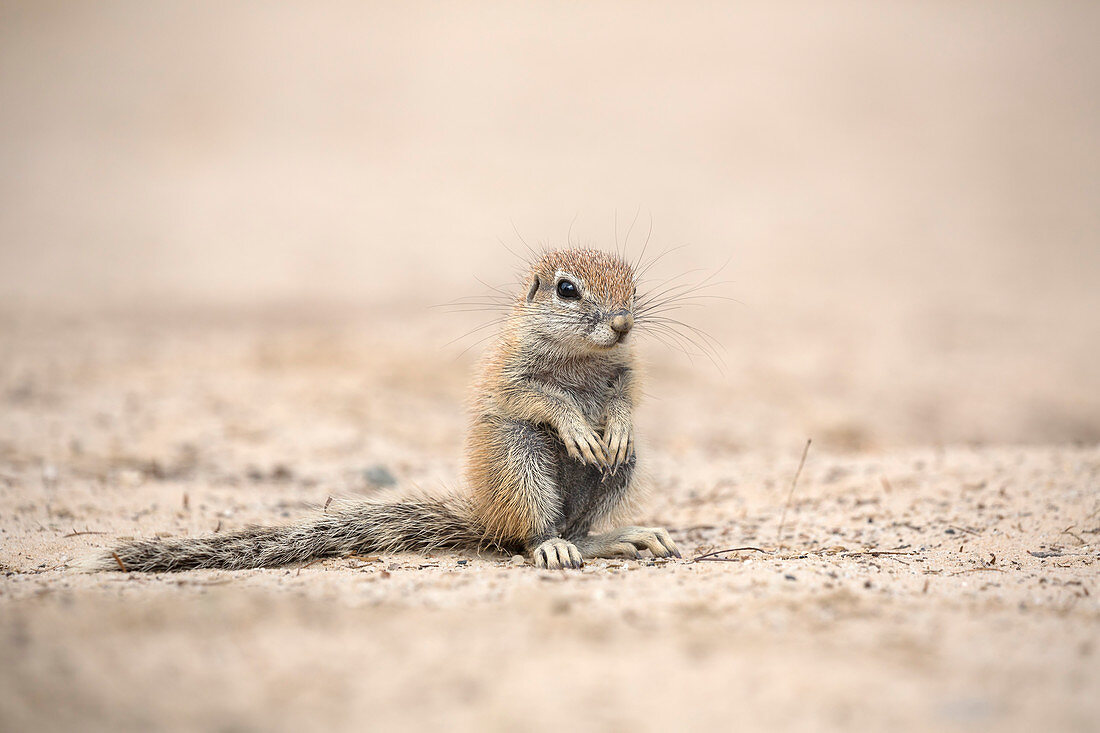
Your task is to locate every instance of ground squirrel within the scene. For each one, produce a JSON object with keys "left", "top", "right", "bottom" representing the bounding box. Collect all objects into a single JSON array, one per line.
[{"left": 90, "top": 247, "right": 682, "bottom": 571}]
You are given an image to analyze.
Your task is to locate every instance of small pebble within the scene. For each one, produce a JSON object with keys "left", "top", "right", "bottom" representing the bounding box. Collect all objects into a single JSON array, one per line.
[
  {"left": 363, "top": 465, "right": 397, "bottom": 488},
  {"left": 510, "top": 554, "right": 525, "bottom": 566}
]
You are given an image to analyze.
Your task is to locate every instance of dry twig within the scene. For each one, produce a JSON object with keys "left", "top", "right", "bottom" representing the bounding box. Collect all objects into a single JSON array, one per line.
[
  {"left": 1061, "top": 526, "right": 1086, "bottom": 545},
  {"left": 693, "top": 546, "right": 771, "bottom": 562},
  {"left": 63, "top": 527, "right": 108, "bottom": 538},
  {"left": 693, "top": 546, "right": 919, "bottom": 563},
  {"left": 776, "top": 438, "right": 812, "bottom": 545}
]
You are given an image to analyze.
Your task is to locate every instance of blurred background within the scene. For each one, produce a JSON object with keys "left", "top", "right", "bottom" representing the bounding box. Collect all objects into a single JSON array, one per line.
[{"left": 2, "top": 0, "right": 1099, "bottom": 455}]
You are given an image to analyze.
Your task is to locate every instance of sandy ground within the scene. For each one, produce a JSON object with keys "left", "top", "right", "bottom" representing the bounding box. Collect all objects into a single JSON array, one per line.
[
  {"left": 2, "top": 2, "right": 1100, "bottom": 732},
  {"left": 0, "top": 314, "right": 1097, "bottom": 732}
]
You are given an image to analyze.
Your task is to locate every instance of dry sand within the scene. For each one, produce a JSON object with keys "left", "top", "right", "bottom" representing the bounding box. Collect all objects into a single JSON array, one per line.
[
  {"left": 1, "top": 313, "right": 1097, "bottom": 732},
  {"left": 2, "top": 2, "right": 1099, "bottom": 732}
]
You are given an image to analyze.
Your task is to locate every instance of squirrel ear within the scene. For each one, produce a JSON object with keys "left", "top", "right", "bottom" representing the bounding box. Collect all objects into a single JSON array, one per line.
[{"left": 526, "top": 276, "right": 540, "bottom": 302}]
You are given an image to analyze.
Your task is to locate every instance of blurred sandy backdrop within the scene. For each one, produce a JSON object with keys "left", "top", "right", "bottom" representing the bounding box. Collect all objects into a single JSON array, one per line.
[
  {"left": 3, "top": 4, "right": 1100, "bottom": 733},
  {"left": 3, "top": 1, "right": 1100, "bottom": 450}
]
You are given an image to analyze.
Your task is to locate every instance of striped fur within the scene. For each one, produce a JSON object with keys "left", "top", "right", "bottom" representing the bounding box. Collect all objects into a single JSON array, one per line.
[{"left": 89, "top": 495, "right": 485, "bottom": 572}]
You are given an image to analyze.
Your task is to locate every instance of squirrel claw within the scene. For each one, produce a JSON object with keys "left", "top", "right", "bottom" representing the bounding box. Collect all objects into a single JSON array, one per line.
[
  {"left": 613, "top": 527, "right": 681, "bottom": 559},
  {"left": 532, "top": 538, "right": 584, "bottom": 569},
  {"left": 562, "top": 424, "right": 609, "bottom": 468},
  {"left": 602, "top": 421, "right": 633, "bottom": 473}
]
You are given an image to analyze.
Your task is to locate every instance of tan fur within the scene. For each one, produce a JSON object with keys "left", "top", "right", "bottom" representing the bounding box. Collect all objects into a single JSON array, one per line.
[
  {"left": 90, "top": 247, "right": 680, "bottom": 572},
  {"left": 465, "top": 249, "right": 638, "bottom": 546}
]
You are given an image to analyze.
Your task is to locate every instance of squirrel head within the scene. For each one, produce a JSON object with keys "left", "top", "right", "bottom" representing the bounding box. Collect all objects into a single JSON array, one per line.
[{"left": 520, "top": 248, "right": 636, "bottom": 354}]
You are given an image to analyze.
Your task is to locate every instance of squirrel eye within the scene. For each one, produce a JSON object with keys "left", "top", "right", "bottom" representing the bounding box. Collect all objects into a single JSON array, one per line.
[{"left": 556, "top": 279, "right": 580, "bottom": 300}]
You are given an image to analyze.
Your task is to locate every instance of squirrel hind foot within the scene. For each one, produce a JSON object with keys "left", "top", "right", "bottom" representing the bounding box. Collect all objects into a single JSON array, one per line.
[
  {"left": 531, "top": 538, "right": 583, "bottom": 569},
  {"left": 574, "top": 526, "right": 681, "bottom": 560}
]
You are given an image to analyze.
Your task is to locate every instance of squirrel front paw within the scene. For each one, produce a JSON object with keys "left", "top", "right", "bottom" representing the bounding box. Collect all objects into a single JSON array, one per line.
[
  {"left": 532, "top": 538, "right": 584, "bottom": 569},
  {"left": 557, "top": 417, "right": 609, "bottom": 468},
  {"left": 601, "top": 416, "right": 634, "bottom": 471}
]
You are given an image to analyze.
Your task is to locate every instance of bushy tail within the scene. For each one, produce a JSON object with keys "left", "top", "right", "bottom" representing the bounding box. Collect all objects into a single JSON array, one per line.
[{"left": 87, "top": 494, "right": 487, "bottom": 572}]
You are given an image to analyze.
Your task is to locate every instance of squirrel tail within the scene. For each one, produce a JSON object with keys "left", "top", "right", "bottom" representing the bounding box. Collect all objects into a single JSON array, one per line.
[{"left": 84, "top": 494, "right": 486, "bottom": 572}]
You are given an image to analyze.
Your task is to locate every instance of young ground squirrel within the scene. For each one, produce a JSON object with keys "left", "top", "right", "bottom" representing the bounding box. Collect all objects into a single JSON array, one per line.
[{"left": 91, "top": 247, "right": 681, "bottom": 571}]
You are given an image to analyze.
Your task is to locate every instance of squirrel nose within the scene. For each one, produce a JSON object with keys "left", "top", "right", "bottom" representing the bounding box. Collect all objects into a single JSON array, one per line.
[{"left": 610, "top": 312, "right": 634, "bottom": 334}]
